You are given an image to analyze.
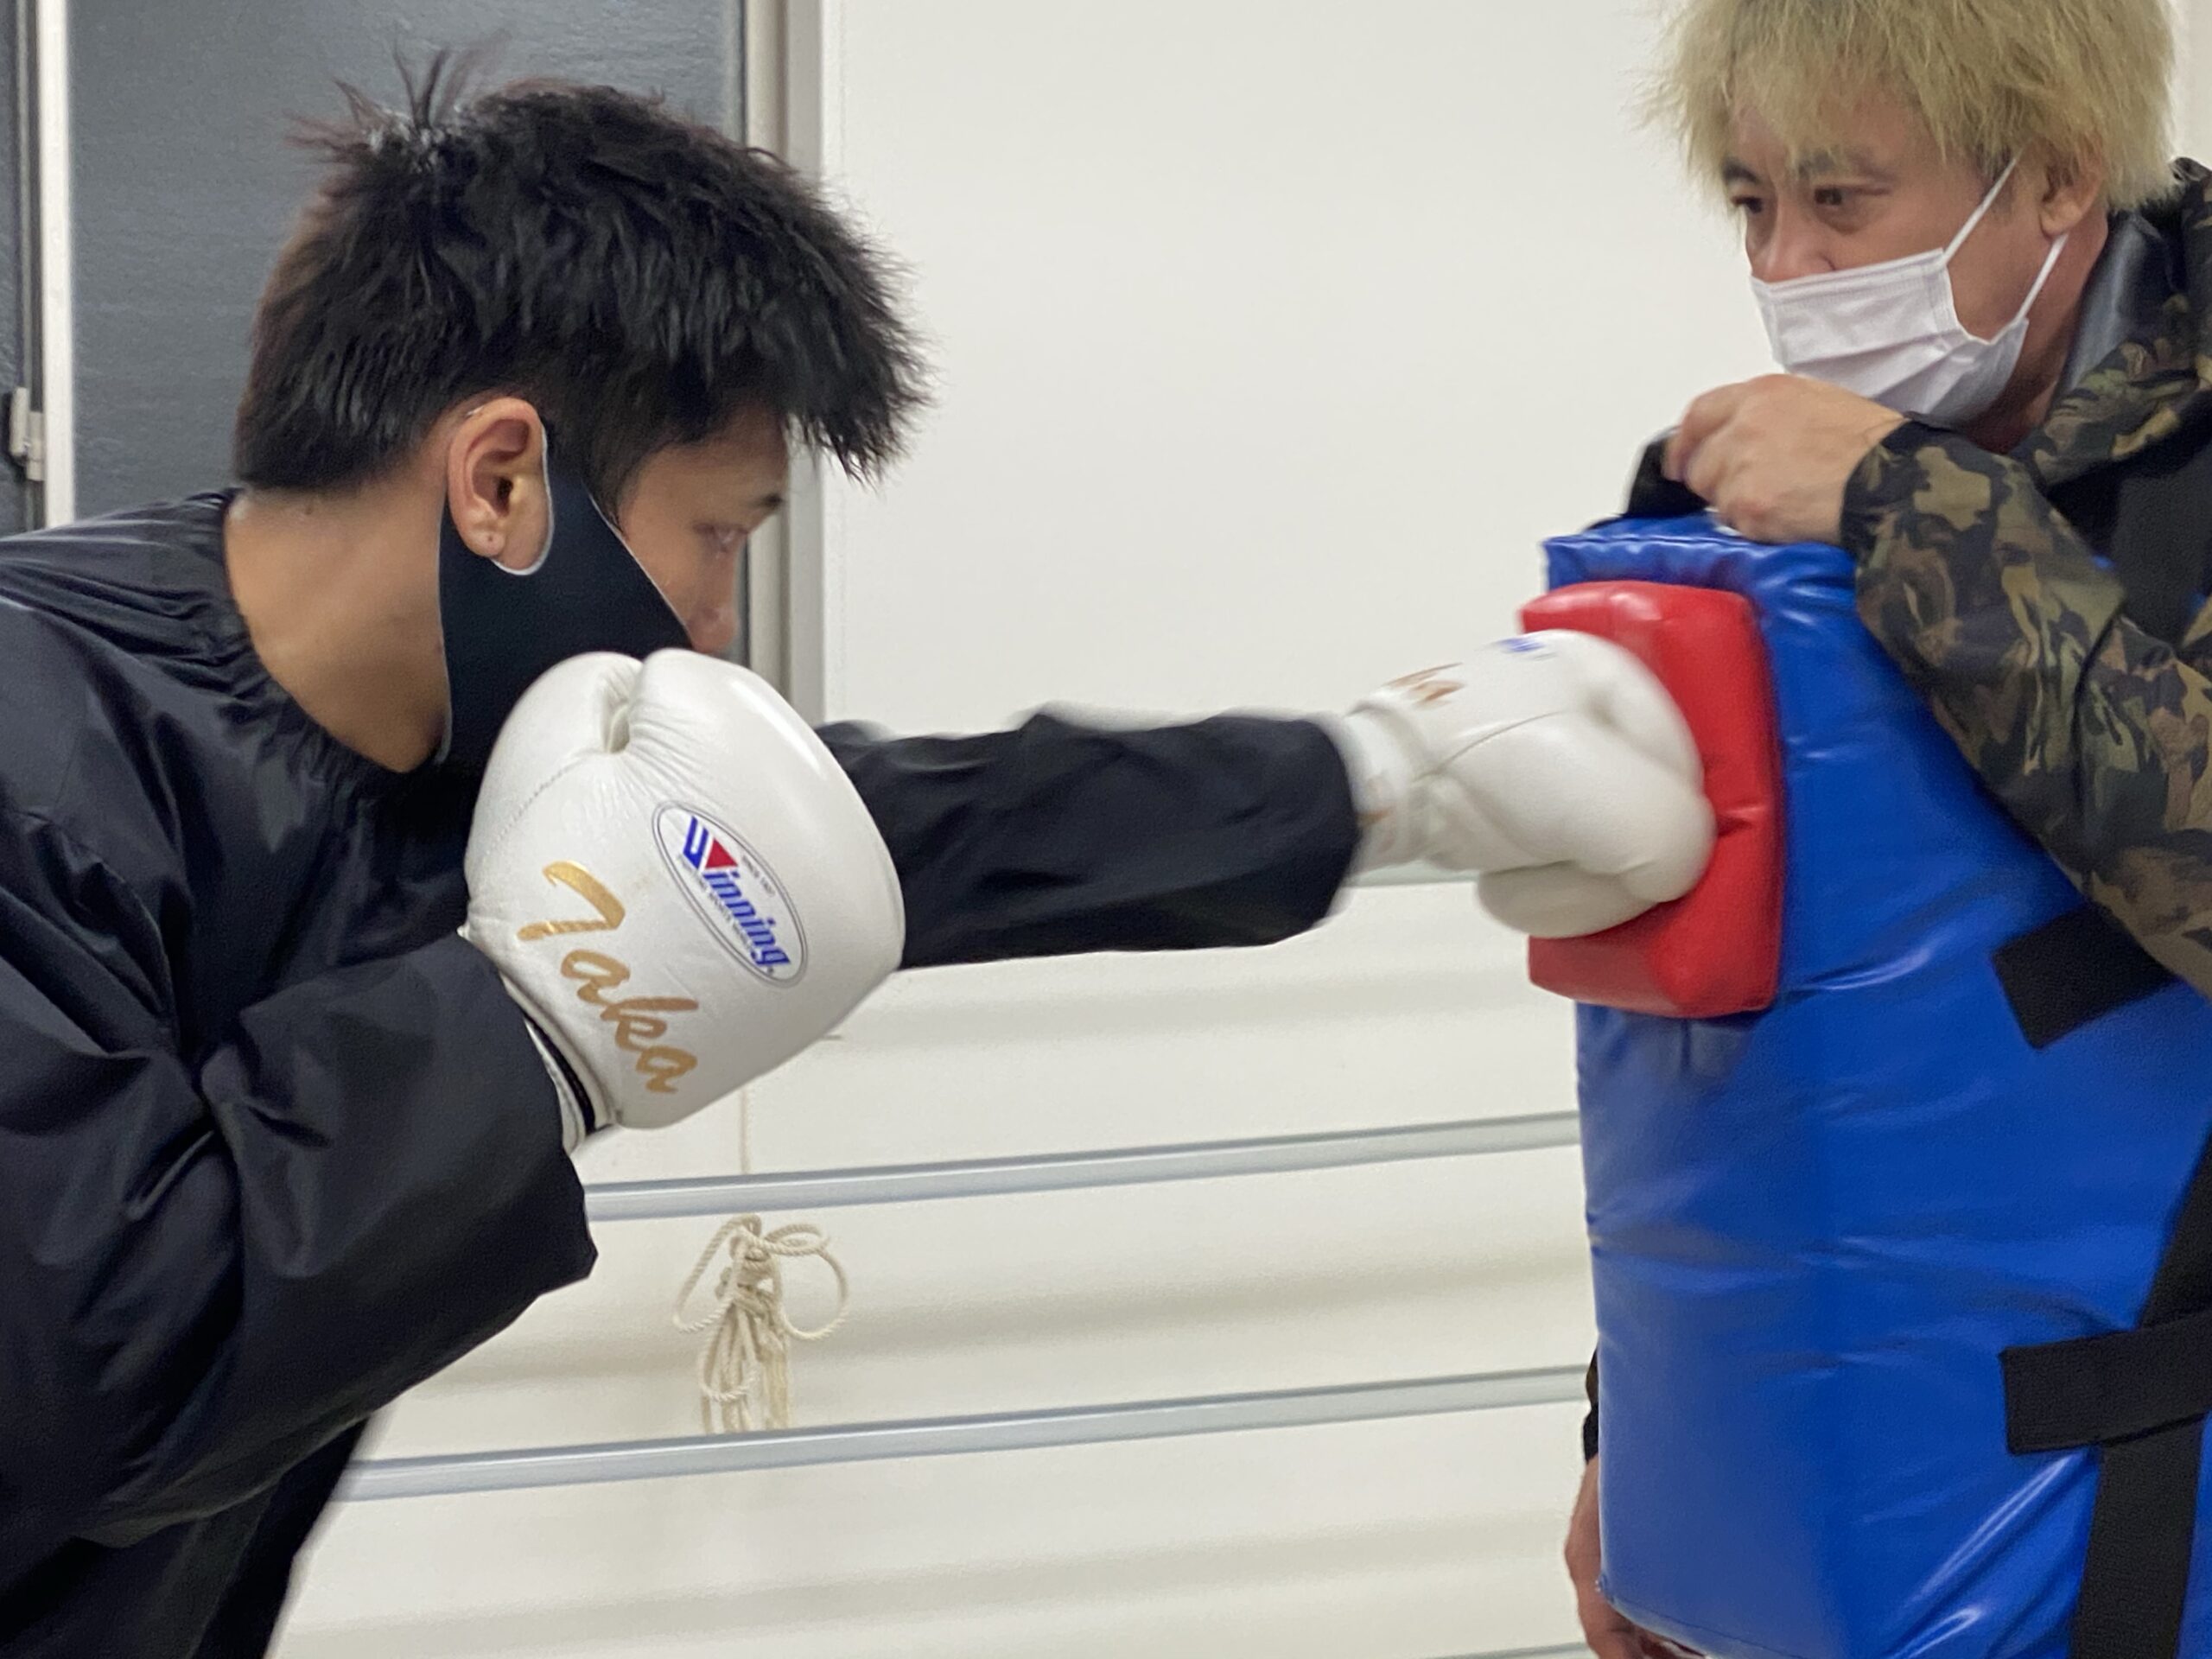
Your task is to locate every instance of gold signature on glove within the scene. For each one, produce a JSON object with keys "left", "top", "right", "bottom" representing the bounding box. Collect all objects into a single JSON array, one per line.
[
  {"left": 1384, "top": 664, "right": 1465, "bottom": 704},
  {"left": 519, "top": 861, "right": 701, "bottom": 1095}
]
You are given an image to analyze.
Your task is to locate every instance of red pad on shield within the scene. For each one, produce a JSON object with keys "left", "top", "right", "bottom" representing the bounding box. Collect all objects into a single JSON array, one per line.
[{"left": 1517, "top": 581, "right": 1783, "bottom": 1018}]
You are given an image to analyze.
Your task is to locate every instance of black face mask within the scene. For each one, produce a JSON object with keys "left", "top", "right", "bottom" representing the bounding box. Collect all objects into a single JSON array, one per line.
[{"left": 435, "top": 435, "right": 690, "bottom": 776}]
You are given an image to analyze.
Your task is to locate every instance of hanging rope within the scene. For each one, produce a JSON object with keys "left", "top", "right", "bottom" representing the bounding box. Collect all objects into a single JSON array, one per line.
[
  {"left": 671, "top": 1087, "right": 851, "bottom": 1433},
  {"left": 674, "top": 1212, "right": 850, "bottom": 1433}
]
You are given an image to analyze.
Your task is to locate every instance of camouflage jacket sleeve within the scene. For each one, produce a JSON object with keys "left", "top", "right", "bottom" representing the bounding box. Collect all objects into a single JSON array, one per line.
[{"left": 1840, "top": 421, "right": 2212, "bottom": 995}]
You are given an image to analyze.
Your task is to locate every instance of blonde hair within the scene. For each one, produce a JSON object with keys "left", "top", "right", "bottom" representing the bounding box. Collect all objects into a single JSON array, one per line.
[{"left": 1647, "top": 0, "right": 2178, "bottom": 211}]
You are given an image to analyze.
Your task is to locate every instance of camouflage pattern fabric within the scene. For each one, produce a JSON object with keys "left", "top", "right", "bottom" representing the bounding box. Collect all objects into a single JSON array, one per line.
[{"left": 1840, "top": 160, "right": 2212, "bottom": 995}]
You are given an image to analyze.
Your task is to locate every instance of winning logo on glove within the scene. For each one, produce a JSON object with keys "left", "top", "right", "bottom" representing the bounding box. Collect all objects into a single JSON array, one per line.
[{"left": 656, "top": 806, "right": 809, "bottom": 986}]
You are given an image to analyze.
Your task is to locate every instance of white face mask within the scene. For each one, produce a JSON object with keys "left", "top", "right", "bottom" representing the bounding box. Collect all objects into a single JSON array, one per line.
[{"left": 1751, "top": 160, "right": 2068, "bottom": 427}]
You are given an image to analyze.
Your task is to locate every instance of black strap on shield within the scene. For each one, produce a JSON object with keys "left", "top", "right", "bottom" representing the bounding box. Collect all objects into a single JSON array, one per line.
[
  {"left": 2004, "top": 1123, "right": 2212, "bottom": 1659},
  {"left": 1995, "top": 904, "right": 2174, "bottom": 1049}
]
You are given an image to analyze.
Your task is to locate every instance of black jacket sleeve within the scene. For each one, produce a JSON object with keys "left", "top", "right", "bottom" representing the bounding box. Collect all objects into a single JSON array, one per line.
[
  {"left": 0, "top": 806, "right": 593, "bottom": 1564},
  {"left": 821, "top": 711, "right": 1363, "bottom": 969}
]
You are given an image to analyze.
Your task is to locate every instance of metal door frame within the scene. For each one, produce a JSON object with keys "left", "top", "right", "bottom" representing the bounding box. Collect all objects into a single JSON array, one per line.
[{"left": 740, "top": 0, "right": 835, "bottom": 717}]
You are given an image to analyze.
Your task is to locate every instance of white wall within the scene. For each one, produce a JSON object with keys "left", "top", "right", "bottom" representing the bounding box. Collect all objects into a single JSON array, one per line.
[
  {"left": 817, "top": 2, "right": 1769, "bottom": 724},
  {"left": 276, "top": 4, "right": 1768, "bottom": 1656},
  {"left": 2186, "top": 0, "right": 2212, "bottom": 157}
]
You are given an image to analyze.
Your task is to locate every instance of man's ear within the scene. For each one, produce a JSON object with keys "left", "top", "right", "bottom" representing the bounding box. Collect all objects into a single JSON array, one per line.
[
  {"left": 443, "top": 397, "right": 551, "bottom": 571},
  {"left": 2033, "top": 148, "right": 2108, "bottom": 238}
]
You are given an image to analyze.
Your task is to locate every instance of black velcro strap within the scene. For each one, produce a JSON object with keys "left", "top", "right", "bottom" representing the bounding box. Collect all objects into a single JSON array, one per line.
[
  {"left": 2001, "top": 1126, "right": 2212, "bottom": 1659},
  {"left": 2004, "top": 1304, "right": 2212, "bottom": 1452},
  {"left": 2069, "top": 1424, "right": 2204, "bottom": 1659},
  {"left": 1623, "top": 435, "right": 1709, "bottom": 520},
  {"left": 1994, "top": 904, "right": 2174, "bottom": 1049}
]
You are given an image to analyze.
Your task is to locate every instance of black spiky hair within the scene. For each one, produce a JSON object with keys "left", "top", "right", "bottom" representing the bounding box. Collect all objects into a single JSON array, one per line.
[{"left": 235, "top": 50, "right": 925, "bottom": 501}]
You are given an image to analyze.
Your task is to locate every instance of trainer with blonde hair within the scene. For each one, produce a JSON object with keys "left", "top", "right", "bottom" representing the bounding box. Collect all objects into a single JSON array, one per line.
[{"left": 1567, "top": 2, "right": 2211, "bottom": 1654}]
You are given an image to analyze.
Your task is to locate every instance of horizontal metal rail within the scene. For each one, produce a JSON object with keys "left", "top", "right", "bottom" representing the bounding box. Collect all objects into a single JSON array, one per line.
[
  {"left": 579, "top": 856, "right": 1513, "bottom": 1225},
  {"left": 340, "top": 849, "right": 1581, "bottom": 1659},
  {"left": 340, "top": 1364, "right": 1589, "bottom": 1502},
  {"left": 583, "top": 1111, "right": 1580, "bottom": 1223}
]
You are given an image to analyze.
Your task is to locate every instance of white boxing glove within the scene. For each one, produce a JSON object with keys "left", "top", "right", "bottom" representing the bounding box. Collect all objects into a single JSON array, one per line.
[
  {"left": 1335, "top": 632, "right": 1713, "bottom": 936},
  {"left": 466, "top": 651, "right": 906, "bottom": 1147}
]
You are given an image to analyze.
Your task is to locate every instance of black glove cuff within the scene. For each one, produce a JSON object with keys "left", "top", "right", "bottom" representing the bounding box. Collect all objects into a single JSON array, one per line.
[{"left": 523, "top": 1015, "right": 601, "bottom": 1145}]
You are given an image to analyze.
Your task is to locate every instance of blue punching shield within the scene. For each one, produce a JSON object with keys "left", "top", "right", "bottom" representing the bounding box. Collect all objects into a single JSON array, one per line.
[{"left": 1548, "top": 516, "right": 2212, "bottom": 1659}]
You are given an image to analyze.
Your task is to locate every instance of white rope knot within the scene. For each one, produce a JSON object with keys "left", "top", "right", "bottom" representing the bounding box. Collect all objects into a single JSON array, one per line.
[{"left": 674, "top": 1214, "right": 849, "bottom": 1434}]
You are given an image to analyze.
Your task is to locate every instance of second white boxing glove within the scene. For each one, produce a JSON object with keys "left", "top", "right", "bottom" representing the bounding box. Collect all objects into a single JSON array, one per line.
[
  {"left": 465, "top": 651, "right": 906, "bottom": 1147},
  {"left": 1337, "top": 632, "right": 1713, "bottom": 936}
]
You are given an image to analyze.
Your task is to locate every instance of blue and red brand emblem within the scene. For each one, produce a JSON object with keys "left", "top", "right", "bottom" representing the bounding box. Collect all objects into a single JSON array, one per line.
[{"left": 653, "top": 805, "right": 807, "bottom": 985}]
